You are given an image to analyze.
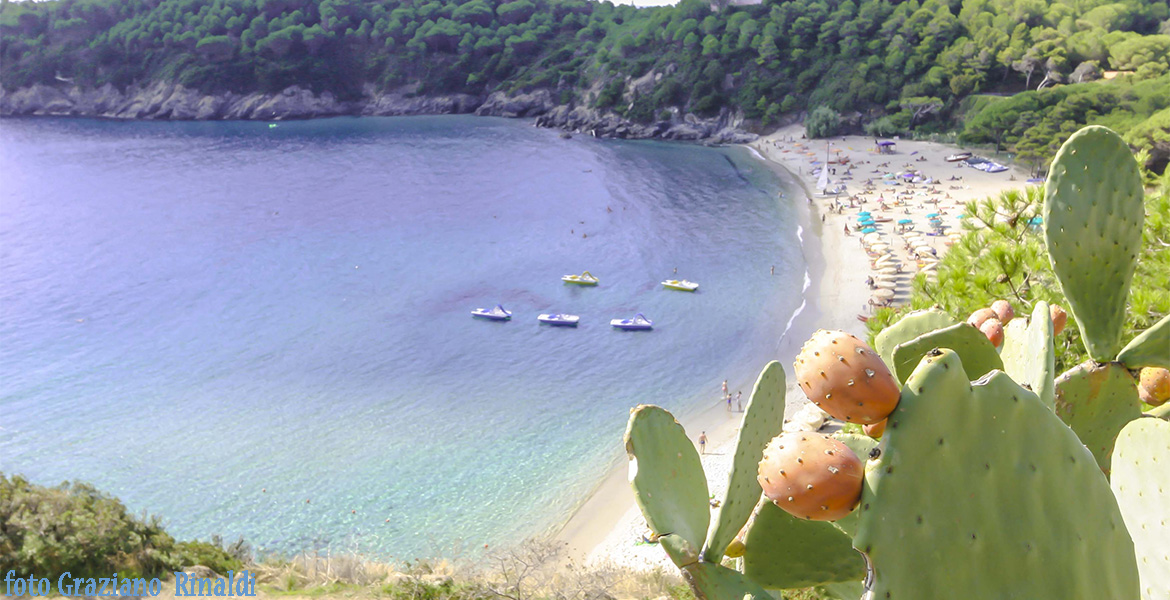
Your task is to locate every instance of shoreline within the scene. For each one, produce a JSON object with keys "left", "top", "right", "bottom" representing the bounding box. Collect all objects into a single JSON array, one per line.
[
  {"left": 552, "top": 131, "right": 874, "bottom": 569},
  {"left": 556, "top": 124, "right": 1031, "bottom": 570}
]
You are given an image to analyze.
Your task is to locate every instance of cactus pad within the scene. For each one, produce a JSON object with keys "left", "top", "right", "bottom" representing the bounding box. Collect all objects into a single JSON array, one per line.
[
  {"left": 854, "top": 349, "right": 1139, "bottom": 599},
  {"left": 624, "top": 405, "right": 709, "bottom": 567},
  {"left": 1054, "top": 361, "right": 1142, "bottom": 475},
  {"left": 873, "top": 308, "right": 958, "bottom": 370},
  {"left": 1111, "top": 418, "right": 1170, "bottom": 600},
  {"left": 704, "top": 361, "right": 786, "bottom": 562},
  {"left": 742, "top": 499, "right": 865, "bottom": 589},
  {"left": 1043, "top": 125, "right": 1145, "bottom": 361},
  {"left": 999, "top": 301, "right": 1057, "bottom": 410},
  {"left": 890, "top": 322, "right": 1003, "bottom": 383},
  {"left": 1117, "top": 314, "right": 1170, "bottom": 370},
  {"left": 681, "top": 562, "right": 771, "bottom": 600}
]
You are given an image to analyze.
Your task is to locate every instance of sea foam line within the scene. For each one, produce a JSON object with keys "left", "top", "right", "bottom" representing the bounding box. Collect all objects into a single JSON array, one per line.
[{"left": 778, "top": 224, "right": 814, "bottom": 344}]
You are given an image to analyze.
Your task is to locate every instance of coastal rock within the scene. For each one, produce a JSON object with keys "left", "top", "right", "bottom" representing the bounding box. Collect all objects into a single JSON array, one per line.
[
  {"left": 475, "top": 89, "right": 555, "bottom": 118},
  {"left": 0, "top": 82, "right": 758, "bottom": 143},
  {"left": 182, "top": 565, "right": 218, "bottom": 578}
]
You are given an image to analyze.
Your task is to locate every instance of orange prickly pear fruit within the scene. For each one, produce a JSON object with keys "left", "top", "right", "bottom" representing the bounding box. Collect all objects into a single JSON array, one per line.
[
  {"left": 1138, "top": 367, "right": 1170, "bottom": 407},
  {"left": 757, "top": 432, "right": 863, "bottom": 521},
  {"left": 793, "top": 329, "right": 900, "bottom": 424},
  {"left": 968, "top": 308, "right": 997, "bottom": 328},
  {"left": 1050, "top": 304, "right": 1068, "bottom": 335},
  {"left": 863, "top": 419, "right": 886, "bottom": 439},
  {"left": 980, "top": 318, "right": 1004, "bottom": 348},
  {"left": 991, "top": 300, "right": 1014, "bottom": 324}
]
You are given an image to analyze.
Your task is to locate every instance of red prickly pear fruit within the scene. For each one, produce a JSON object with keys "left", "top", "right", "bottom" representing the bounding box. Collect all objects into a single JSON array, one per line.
[
  {"left": 980, "top": 318, "right": 1004, "bottom": 348},
  {"left": 863, "top": 419, "right": 886, "bottom": 439},
  {"left": 793, "top": 329, "right": 900, "bottom": 424},
  {"left": 967, "top": 308, "right": 997, "bottom": 328},
  {"left": 1050, "top": 304, "right": 1068, "bottom": 335},
  {"left": 991, "top": 300, "right": 1014, "bottom": 324},
  {"left": 757, "top": 432, "right": 863, "bottom": 521},
  {"left": 1139, "top": 367, "right": 1170, "bottom": 407}
]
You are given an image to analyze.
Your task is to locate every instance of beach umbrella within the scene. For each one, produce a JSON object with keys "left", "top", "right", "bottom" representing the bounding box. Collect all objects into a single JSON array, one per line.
[
  {"left": 863, "top": 232, "right": 883, "bottom": 240},
  {"left": 874, "top": 257, "right": 896, "bottom": 267},
  {"left": 877, "top": 266, "right": 899, "bottom": 274},
  {"left": 861, "top": 227, "right": 877, "bottom": 233},
  {"left": 897, "top": 218, "right": 913, "bottom": 224},
  {"left": 875, "top": 280, "right": 897, "bottom": 290},
  {"left": 926, "top": 212, "right": 939, "bottom": 217},
  {"left": 873, "top": 288, "right": 896, "bottom": 298},
  {"left": 869, "top": 243, "right": 890, "bottom": 252},
  {"left": 858, "top": 211, "right": 871, "bottom": 216},
  {"left": 957, "top": 214, "right": 968, "bottom": 219}
]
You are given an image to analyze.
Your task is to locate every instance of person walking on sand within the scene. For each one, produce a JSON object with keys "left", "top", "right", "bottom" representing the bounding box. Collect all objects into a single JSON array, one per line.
[{"left": 699, "top": 431, "right": 708, "bottom": 455}]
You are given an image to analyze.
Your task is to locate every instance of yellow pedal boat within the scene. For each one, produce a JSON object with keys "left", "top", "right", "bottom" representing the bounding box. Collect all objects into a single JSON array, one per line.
[
  {"left": 661, "top": 279, "right": 699, "bottom": 292},
  {"left": 562, "top": 270, "right": 599, "bottom": 286}
]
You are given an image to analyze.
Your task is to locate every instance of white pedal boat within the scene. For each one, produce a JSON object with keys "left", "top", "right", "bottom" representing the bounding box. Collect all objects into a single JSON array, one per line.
[
  {"left": 562, "top": 270, "right": 599, "bottom": 286},
  {"left": 661, "top": 279, "right": 699, "bottom": 292},
  {"left": 471, "top": 305, "right": 512, "bottom": 321},
  {"left": 611, "top": 313, "right": 653, "bottom": 330},
  {"left": 538, "top": 313, "right": 580, "bottom": 326}
]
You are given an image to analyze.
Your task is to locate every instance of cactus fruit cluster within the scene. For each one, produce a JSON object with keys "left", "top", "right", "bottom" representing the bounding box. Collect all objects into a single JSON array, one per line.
[{"left": 620, "top": 126, "right": 1167, "bottom": 599}]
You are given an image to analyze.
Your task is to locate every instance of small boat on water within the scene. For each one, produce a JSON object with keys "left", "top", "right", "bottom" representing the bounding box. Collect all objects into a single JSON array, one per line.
[
  {"left": 662, "top": 279, "right": 699, "bottom": 292},
  {"left": 471, "top": 305, "right": 512, "bottom": 321},
  {"left": 538, "top": 313, "right": 580, "bottom": 326},
  {"left": 945, "top": 152, "right": 972, "bottom": 162},
  {"left": 562, "top": 270, "right": 599, "bottom": 286},
  {"left": 612, "top": 313, "right": 653, "bottom": 331}
]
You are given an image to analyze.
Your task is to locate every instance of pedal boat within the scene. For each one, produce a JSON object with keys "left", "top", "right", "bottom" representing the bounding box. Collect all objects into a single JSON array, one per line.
[
  {"left": 538, "top": 313, "right": 580, "bottom": 326},
  {"left": 611, "top": 313, "right": 653, "bottom": 330},
  {"left": 471, "top": 305, "right": 512, "bottom": 321},
  {"left": 562, "top": 271, "right": 599, "bottom": 286},
  {"left": 661, "top": 279, "right": 699, "bottom": 292}
]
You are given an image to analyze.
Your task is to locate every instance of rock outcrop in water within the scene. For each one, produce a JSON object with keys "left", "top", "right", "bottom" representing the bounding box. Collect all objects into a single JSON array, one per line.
[{"left": 0, "top": 81, "right": 756, "bottom": 144}]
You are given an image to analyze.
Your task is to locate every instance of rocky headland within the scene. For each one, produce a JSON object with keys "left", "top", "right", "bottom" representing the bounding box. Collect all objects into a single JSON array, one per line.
[{"left": 0, "top": 81, "right": 757, "bottom": 144}]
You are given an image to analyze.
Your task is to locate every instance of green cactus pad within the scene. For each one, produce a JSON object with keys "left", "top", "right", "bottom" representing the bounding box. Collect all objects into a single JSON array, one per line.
[
  {"left": 682, "top": 561, "right": 772, "bottom": 600},
  {"left": 890, "top": 322, "right": 1003, "bottom": 384},
  {"left": 854, "top": 349, "right": 1139, "bottom": 599},
  {"left": 704, "top": 361, "right": 786, "bottom": 562},
  {"left": 742, "top": 496, "right": 865, "bottom": 589},
  {"left": 999, "top": 301, "right": 1057, "bottom": 410},
  {"left": 1111, "top": 418, "right": 1170, "bottom": 600},
  {"left": 1116, "top": 314, "right": 1170, "bottom": 369},
  {"left": 624, "top": 405, "right": 709, "bottom": 567},
  {"left": 1043, "top": 125, "right": 1145, "bottom": 361},
  {"left": 817, "top": 582, "right": 865, "bottom": 600},
  {"left": 873, "top": 308, "right": 958, "bottom": 370},
  {"left": 1054, "top": 361, "right": 1143, "bottom": 475}
]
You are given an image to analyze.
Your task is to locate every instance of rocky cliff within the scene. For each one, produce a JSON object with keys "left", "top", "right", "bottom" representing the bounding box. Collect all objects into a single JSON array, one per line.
[{"left": 0, "top": 81, "right": 756, "bottom": 144}]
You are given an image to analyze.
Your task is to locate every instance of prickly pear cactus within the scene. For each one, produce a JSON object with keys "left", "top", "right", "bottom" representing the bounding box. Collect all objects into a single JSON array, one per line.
[
  {"left": 1043, "top": 125, "right": 1145, "bottom": 362},
  {"left": 742, "top": 499, "right": 864, "bottom": 589},
  {"left": 854, "top": 349, "right": 1139, "bottom": 599},
  {"left": 681, "top": 562, "right": 771, "bottom": 600},
  {"left": 999, "top": 301, "right": 1056, "bottom": 410},
  {"left": 890, "top": 322, "right": 1003, "bottom": 383},
  {"left": 1054, "top": 361, "right": 1143, "bottom": 475},
  {"left": 1111, "top": 417, "right": 1170, "bottom": 600},
  {"left": 704, "top": 362, "right": 785, "bottom": 562},
  {"left": 624, "top": 405, "right": 709, "bottom": 567},
  {"left": 873, "top": 308, "right": 958, "bottom": 370},
  {"left": 1117, "top": 314, "right": 1170, "bottom": 370}
]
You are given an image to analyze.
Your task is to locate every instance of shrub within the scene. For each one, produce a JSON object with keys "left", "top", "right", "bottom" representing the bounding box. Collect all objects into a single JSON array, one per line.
[{"left": 804, "top": 106, "right": 840, "bottom": 138}]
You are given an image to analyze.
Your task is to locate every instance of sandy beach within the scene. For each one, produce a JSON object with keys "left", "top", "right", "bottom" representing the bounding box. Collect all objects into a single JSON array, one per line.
[{"left": 553, "top": 124, "right": 1031, "bottom": 571}]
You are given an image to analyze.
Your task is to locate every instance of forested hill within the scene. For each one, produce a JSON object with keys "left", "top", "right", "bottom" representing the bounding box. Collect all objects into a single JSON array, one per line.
[{"left": 1, "top": 0, "right": 1169, "bottom": 153}]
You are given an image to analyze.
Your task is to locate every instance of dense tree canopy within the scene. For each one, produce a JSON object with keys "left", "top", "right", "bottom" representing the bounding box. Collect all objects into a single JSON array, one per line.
[{"left": 2, "top": 0, "right": 1168, "bottom": 165}]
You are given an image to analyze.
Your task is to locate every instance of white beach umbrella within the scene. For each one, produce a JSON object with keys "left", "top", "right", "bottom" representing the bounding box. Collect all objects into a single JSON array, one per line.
[
  {"left": 873, "top": 288, "right": 896, "bottom": 298},
  {"left": 877, "top": 266, "right": 899, "bottom": 274},
  {"left": 869, "top": 243, "right": 891, "bottom": 252},
  {"left": 875, "top": 280, "right": 898, "bottom": 289}
]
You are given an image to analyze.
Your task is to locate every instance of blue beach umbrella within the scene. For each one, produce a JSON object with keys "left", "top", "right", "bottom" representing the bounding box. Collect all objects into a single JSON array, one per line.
[
  {"left": 1029, "top": 216, "right": 1043, "bottom": 225},
  {"left": 860, "top": 227, "right": 877, "bottom": 233},
  {"left": 897, "top": 218, "right": 913, "bottom": 224},
  {"left": 926, "top": 212, "right": 939, "bottom": 217},
  {"left": 858, "top": 211, "right": 871, "bottom": 216},
  {"left": 957, "top": 214, "right": 968, "bottom": 219}
]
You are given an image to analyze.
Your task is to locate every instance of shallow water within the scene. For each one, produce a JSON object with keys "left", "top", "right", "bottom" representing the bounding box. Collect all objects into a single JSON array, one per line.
[{"left": 0, "top": 116, "right": 805, "bottom": 559}]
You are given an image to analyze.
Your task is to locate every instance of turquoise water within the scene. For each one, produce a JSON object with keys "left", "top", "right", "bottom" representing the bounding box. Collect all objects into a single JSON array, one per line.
[{"left": 0, "top": 116, "right": 806, "bottom": 559}]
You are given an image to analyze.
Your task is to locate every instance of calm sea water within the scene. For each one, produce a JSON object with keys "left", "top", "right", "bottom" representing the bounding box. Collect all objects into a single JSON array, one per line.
[{"left": 0, "top": 116, "right": 806, "bottom": 559}]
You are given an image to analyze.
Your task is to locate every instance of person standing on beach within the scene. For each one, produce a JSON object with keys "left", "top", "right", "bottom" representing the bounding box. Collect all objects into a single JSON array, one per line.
[
  {"left": 722, "top": 379, "right": 728, "bottom": 397},
  {"left": 735, "top": 391, "right": 742, "bottom": 411},
  {"left": 699, "top": 431, "right": 708, "bottom": 455}
]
